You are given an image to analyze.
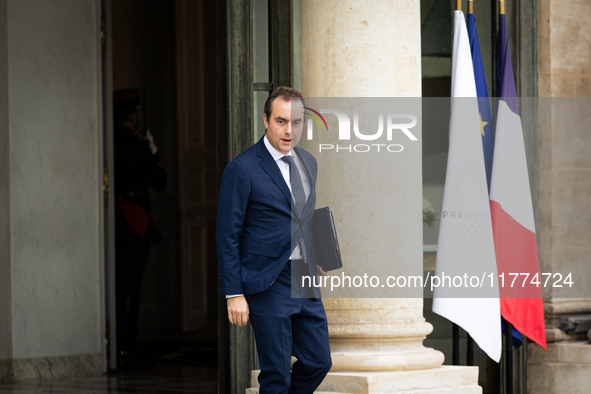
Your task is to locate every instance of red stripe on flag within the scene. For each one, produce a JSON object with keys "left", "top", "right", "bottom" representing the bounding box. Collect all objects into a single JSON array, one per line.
[{"left": 490, "top": 200, "right": 547, "bottom": 350}]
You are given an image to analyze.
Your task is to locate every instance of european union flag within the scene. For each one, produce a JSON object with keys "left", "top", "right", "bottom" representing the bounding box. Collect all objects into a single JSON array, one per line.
[{"left": 466, "top": 13, "right": 494, "bottom": 190}]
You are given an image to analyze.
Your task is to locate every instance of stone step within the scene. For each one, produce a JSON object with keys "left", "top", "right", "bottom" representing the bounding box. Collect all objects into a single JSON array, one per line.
[
  {"left": 247, "top": 390, "right": 346, "bottom": 394},
  {"left": 247, "top": 387, "right": 478, "bottom": 394},
  {"left": 248, "top": 366, "right": 481, "bottom": 393}
]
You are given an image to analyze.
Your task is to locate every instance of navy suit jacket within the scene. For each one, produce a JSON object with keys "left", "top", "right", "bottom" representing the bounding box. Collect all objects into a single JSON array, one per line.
[{"left": 216, "top": 136, "right": 321, "bottom": 299}]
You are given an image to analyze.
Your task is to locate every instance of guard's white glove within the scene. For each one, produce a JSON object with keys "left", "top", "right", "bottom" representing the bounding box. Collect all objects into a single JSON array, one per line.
[{"left": 145, "top": 130, "right": 158, "bottom": 154}]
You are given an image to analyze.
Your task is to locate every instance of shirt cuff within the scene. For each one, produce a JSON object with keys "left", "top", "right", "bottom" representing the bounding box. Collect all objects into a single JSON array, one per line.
[{"left": 226, "top": 294, "right": 244, "bottom": 298}]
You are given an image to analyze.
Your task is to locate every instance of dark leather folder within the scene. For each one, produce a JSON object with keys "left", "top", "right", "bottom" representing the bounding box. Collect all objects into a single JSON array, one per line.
[{"left": 313, "top": 207, "right": 343, "bottom": 271}]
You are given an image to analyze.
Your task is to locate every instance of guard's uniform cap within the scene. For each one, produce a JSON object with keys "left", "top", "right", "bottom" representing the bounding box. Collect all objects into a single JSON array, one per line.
[{"left": 113, "top": 88, "right": 141, "bottom": 114}]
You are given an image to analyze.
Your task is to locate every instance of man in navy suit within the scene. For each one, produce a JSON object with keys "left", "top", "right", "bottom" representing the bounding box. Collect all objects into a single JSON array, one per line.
[{"left": 216, "top": 86, "right": 331, "bottom": 393}]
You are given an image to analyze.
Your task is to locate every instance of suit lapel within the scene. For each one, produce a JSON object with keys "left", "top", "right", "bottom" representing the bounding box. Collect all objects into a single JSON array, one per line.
[{"left": 257, "top": 138, "right": 293, "bottom": 207}]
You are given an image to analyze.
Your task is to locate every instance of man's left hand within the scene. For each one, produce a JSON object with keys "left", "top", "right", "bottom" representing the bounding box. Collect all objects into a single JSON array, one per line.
[{"left": 317, "top": 266, "right": 328, "bottom": 276}]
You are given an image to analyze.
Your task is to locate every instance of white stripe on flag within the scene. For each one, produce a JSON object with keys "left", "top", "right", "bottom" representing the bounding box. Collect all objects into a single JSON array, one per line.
[{"left": 489, "top": 100, "right": 536, "bottom": 233}]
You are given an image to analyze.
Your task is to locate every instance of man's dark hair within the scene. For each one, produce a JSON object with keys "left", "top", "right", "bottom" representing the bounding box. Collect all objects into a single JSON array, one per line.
[{"left": 263, "top": 86, "right": 306, "bottom": 119}]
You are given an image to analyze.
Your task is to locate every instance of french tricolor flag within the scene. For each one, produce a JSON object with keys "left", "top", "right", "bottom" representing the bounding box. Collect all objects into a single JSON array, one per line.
[{"left": 489, "top": 14, "right": 547, "bottom": 350}]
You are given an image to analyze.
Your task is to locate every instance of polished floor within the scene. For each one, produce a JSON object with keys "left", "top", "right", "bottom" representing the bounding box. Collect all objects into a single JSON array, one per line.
[
  {"left": 0, "top": 374, "right": 217, "bottom": 393},
  {"left": 0, "top": 328, "right": 219, "bottom": 394}
]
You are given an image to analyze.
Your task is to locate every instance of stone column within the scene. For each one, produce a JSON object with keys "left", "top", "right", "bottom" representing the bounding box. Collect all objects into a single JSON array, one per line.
[
  {"left": 294, "top": 0, "right": 479, "bottom": 392},
  {"left": 528, "top": 1, "right": 591, "bottom": 393}
]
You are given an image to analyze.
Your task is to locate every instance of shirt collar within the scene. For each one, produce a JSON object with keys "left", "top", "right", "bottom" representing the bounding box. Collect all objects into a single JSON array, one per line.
[{"left": 264, "top": 135, "right": 292, "bottom": 162}]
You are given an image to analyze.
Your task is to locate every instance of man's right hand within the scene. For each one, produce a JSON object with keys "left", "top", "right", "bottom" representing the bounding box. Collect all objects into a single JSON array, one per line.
[{"left": 227, "top": 295, "right": 249, "bottom": 326}]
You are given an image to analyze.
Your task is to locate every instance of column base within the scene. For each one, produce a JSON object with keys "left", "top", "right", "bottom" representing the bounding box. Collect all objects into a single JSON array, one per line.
[
  {"left": 528, "top": 340, "right": 591, "bottom": 394},
  {"left": 0, "top": 354, "right": 101, "bottom": 383},
  {"left": 330, "top": 348, "right": 444, "bottom": 372},
  {"left": 247, "top": 366, "right": 481, "bottom": 393}
]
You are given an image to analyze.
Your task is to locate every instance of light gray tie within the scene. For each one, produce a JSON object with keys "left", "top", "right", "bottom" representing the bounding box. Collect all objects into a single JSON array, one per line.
[{"left": 281, "top": 155, "right": 307, "bottom": 262}]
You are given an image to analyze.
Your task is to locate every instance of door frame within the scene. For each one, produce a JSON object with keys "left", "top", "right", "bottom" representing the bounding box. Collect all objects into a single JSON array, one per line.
[
  {"left": 216, "top": 1, "right": 254, "bottom": 392},
  {"left": 216, "top": 0, "right": 294, "bottom": 392},
  {"left": 101, "top": 0, "right": 117, "bottom": 371}
]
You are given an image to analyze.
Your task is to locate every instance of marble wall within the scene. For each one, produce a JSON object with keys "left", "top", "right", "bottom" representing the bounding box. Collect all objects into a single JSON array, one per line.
[
  {"left": 529, "top": 1, "right": 591, "bottom": 392},
  {"left": 538, "top": 0, "right": 591, "bottom": 97},
  {"left": 0, "top": 0, "right": 11, "bottom": 362},
  {"left": 0, "top": 0, "right": 103, "bottom": 369},
  {"left": 537, "top": 0, "right": 591, "bottom": 307}
]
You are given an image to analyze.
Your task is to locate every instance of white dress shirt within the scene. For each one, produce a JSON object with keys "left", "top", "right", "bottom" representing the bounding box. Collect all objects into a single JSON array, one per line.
[{"left": 227, "top": 136, "right": 311, "bottom": 298}]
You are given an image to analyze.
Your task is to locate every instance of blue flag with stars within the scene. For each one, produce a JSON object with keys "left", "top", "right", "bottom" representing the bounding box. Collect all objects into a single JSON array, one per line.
[{"left": 466, "top": 12, "right": 494, "bottom": 190}]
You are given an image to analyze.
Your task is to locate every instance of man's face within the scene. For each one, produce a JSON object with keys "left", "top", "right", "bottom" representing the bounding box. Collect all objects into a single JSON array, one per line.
[
  {"left": 263, "top": 98, "right": 305, "bottom": 155},
  {"left": 125, "top": 109, "right": 142, "bottom": 133}
]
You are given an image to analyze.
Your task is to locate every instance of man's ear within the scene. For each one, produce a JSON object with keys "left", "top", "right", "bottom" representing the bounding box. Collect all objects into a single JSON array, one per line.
[{"left": 263, "top": 113, "right": 268, "bottom": 130}]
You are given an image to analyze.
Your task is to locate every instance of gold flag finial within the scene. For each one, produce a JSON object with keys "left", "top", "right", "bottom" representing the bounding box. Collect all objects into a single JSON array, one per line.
[
  {"left": 456, "top": 0, "right": 462, "bottom": 11},
  {"left": 500, "top": 0, "right": 506, "bottom": 15},
  {"left": 468, "top": 1, "right": 474, "bottom": 14}
]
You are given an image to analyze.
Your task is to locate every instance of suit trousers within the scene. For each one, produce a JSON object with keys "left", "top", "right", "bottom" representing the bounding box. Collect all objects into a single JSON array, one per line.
[{"left": 246, "top": 260, "right": 332, "bottom": 394}]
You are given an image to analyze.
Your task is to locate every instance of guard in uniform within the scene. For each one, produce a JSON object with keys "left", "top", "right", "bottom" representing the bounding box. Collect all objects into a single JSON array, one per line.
[{"left": 113, "top": 88, "right": 167, "bottom": 367}]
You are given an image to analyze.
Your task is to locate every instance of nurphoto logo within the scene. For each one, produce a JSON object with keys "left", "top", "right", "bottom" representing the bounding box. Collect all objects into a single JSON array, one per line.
[{"left": 304, "top": 106, "right": 419, "bottom": 153}]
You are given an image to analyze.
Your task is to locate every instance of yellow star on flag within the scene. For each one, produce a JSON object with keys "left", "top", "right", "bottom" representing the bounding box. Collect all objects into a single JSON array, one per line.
[{"left": 480, "top": 113, "right": 488, "bottom": 136}]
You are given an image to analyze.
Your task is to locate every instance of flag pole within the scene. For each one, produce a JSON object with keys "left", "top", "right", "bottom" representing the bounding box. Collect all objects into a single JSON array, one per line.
[
  {"left": 466, "top": 0, "right": 476, "bottom": 365},
  {"left": 452, "top": 324, "right": 460, "bottom": 365},
  {"left": 505, "top": 320, "right": 514, "bottom": 394},
  {"left": 500, "top": 3, "right": 512, "bottom": 390},
  {"left": 467, "top": 334, "right": 474, "bottom": 365},
  {"left": 452, "top": 1, "right": 461, "bottom": 363},
  {"left": 454, "top": 0, "right": 476, "bottom": 367},
  {"left": 454, "top": 0, "right": 462, "bottom": 368},
  {"left": 499, "top": 4, "right": 511, "bottom": 391}
]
